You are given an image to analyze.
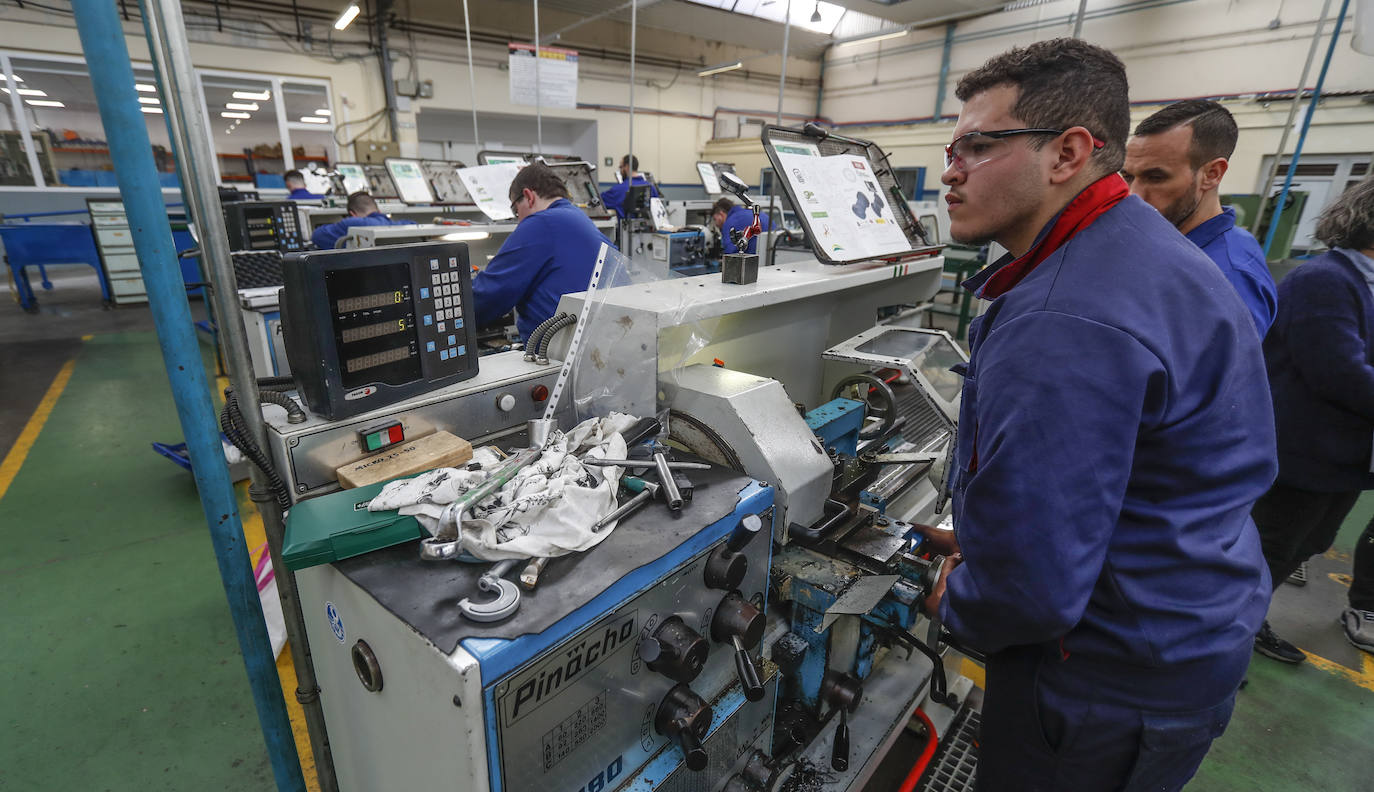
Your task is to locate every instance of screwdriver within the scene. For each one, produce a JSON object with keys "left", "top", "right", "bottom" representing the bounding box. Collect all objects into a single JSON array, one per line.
[{"left": 594, "top": 476, "right": 660, "bottom": 531}]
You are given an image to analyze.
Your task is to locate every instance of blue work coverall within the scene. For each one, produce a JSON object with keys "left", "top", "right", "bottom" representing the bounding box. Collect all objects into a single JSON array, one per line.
[
  {"left": 310, "top": 212, "right": 415, "bottom": 250},
  {"left": 1185, "top": 206, "right": 1277, "bottom": 337},
  {"left": 944, "top": 193, "right": 1276, "bottom": 791},
  {"left": 720, "top": 205, "right": 771, "bottom": 255},
  {"left": 600, "top": 175, "right": 659, "bottom": 219},
  {"left": 472, "top": 198, "right": 614, "bottom": 340},
  {"left": 287, "top": 187, "right": 323, "bottom": 200}
]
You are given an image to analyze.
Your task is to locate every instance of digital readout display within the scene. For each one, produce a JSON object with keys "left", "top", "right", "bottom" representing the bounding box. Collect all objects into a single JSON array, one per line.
[
  {"left": 337, "top": 289, "right": 406, "bottom": 314},
  {"left": 345, "top": 345, "right": 413, "bottom": 374},
  {"left": 340, "top": 317, "right": 409, "bottom": 345}
]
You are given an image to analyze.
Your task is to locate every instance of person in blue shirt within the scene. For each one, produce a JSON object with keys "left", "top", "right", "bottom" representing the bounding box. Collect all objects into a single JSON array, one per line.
[
  {"left": 920, "top": 39, "right": 1274, "bottom": 791},
  {"left": 711, "top": 198, "right": 772, "bottom": 255},
  {"left": 310, "top": 192, "right": 414, "bottom": 250},
  {"left": 1249, "top": 175, "right": 1374, "bottom": 664},
  {"left": 473, "top": 162, "right": 615, "bottom": 341},
  {"left": 284, "top": 169, "right": 323, "bottom": 201},
  {"left": 599, "top": 154, "right": 659, "bottom": 219},
  {"left": 1123, "top": 100, "right": 1277, "bottom": 336}
]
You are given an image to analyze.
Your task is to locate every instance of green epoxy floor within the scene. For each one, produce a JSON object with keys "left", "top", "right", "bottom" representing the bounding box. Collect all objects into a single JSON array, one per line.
[
  {"left": 1, "top": 332, "right": 273, "bottom": 790},
  {"left": 4, "top": 294, "right": 1374, "bottom": 789}
]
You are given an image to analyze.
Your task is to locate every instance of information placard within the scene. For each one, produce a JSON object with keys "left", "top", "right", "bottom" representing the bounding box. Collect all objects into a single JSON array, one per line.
[
  {"left": 509, "top": 43, "right": 578, "bottom": 109},
  {"left": 772, "top": 142, "right": 912, "bottom": 261},
  {"left": 457, "top": 162, "right": 525, "bottom": 221}
]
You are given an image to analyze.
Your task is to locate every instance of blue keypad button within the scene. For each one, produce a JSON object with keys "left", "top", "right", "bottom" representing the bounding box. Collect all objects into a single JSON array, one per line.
[
  {"left": 439, "top": 349, "right": 449, "bottom": 360},
  {"left": 422, "top": 315, "right": 433, "bottom": 326},
  {"left": 455, "top": 318, "right": 464, "bottom": 330},
  {"left": 448, "top": 334, "right": 456, "bottom": 346},
  {"left": 448, "top": 347, "right": 457, "bottom": 358},
  {"left": 426, "top": 341, "right": 435, "bottom": 352},
  {"left": 457, "top": 345, "right": 466, "bottom": 356},
  {"left": 420, "top": 287, "right": 429, "bottom": 299}
]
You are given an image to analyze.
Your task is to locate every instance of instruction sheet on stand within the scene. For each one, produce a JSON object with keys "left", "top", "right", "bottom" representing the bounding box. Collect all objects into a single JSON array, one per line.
[
  {"left": 773, "top": 142, "right": 912, "bottom": 260},
  {"left": 457, "top": 162, "right": 525, "bottom": 221}
]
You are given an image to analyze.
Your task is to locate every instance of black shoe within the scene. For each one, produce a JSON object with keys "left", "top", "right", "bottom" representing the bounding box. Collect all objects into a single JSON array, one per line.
[{"left": 1254, "top": 621, "right": 1306, "bottom": 664}]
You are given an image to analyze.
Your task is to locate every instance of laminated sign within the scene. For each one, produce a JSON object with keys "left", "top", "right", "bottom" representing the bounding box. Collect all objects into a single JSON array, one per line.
[{"left": 509, "top": 43, "right": 579, "bottom": 109}]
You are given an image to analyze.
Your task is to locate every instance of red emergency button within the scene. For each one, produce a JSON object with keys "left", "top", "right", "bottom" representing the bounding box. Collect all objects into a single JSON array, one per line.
[{"left": 530, "top": 384, "right": 549, "bottom": 402}]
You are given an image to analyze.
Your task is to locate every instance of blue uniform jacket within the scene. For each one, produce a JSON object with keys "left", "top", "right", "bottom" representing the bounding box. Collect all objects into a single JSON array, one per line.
[
  {"left": 600, "top": 176, "right": 659, "bottom": 219},
  {"left": 287, "top": 188, "right": 323, "bottom": 200},
  {"left": 472, "top": 198, "right": 615, "bottom": 340},
  {"left": 720, "top": 205, "right": 771, "bottom": 255},
  {"left": 310, "top": 212, "right": 414, "bottom": 250},
  {"left": 1263, "top": 250, "right": 1374, "bottom": 492},
  {"left": 942, "top": 195, "right": 1276, "bottom": 706},
  {"left": 1185, "top": 207, "right": 1277, "bottom": 337}
]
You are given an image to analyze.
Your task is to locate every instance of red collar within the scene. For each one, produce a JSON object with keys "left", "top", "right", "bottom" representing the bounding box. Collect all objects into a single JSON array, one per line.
[{"left": 976, "top": 174, "right": 1130, "bottom": 300}]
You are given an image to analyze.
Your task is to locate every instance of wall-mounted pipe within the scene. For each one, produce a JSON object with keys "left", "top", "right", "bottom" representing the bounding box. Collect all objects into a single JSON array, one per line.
[{"left": 933, "top": 22, "right": 955, "bottom": 121}]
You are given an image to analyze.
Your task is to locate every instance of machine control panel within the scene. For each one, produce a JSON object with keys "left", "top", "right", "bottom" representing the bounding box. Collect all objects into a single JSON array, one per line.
[{"left": 223, "top": 200, "right": 303, "bottom": 252}]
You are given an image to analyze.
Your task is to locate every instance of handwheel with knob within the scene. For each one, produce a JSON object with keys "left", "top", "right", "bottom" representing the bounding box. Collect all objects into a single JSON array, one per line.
[{"left": 831, "top": 373, "right": 898, "bottom": 440}]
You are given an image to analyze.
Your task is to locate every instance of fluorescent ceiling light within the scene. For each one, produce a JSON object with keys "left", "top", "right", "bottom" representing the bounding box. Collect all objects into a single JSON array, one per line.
[
  {"left": 26, "top": 99, "right": 64, "bottom": 107},
  {"left": 141, "top": 106, "right": 163, "bottom": 114},
  {"left": 136, "top": 83, "right": 157, "bottom": 93},
  {"left": 225, "top": 102, "right": 259, "bottom": 111},
  {"left": 334, "top": 3, "right": 361, "bottom": 31},
  {"left": 698, "top": 61, "right": 743, "bottom": 77},
  {"left": 231, "top": 90, "right": 270, "bottom": 101},
  {"left": 315, "top": 108, "right": 331, "bottom": 116},
  {"left": 298, "top": 116, "right": 329, "bottom": 124},
  {"left": 221, "top": 111, "right": 250, "bottom": 119},
  {"left": 2, "top": 87, "right": 47, "bottom": 96},
  {"left": 440, "top": 231, "right": 491, "bottom": 241},
  {"left": 138, "top": 96, "right": 160, "bottom": 104},
  {"left": 0, "top": 74, "right": 24, "bottom": 83},
  {"left": 836, "top": 29, "right": 909, "bottom": 47}
]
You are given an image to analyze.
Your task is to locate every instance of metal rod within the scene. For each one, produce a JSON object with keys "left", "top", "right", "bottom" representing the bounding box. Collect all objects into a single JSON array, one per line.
[
  {"left": 1262, "top": 0, "right": 1350, "bottom": 257},
  {"left": 1072, "top": 0, "right": 1088, "bottom": 37},
  {"left": 1252, "top": 0, "right": 1333, "bottom": 236},
  {"left": 534, "top": 0, "right": 543, "bottom": 154},
  {"left": 0, "top": 54, "right": 45, "bottom": 188},
  {"left": 626, "top": 0, "right": 637, "bottom": 258},
  {"left": 766, "top": 0, "right": 791, "bottom": 268},
  {"left": 934, "top": 22, "right": 955, "bottom": 120},
  {"left": 136, "top": 0, "right": 339, "bottom": 789},
  {"left": 378, "top": 0, "right": 401, "bottom": 142},
  {"left": 69, "top": 2, "right": 304, "bottom": 790},
  {"left": 461, "top": 0, "right": 481, "bottom": 155}
]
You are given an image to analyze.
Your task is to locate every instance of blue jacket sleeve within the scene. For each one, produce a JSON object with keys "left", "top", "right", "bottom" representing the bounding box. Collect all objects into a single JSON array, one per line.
[
  {"left": 601, "top": 183, "right": 627, "bottom": 218},
  {"left": 311, "top": 219, "right": 349, "bottom": 250},
  {"left": 1223, "top": 267, "right": 1277, "bottom": 338},
  {"left": 1279, "top": 270, "right": 1374, "bottom": 423},
  {"left": 471, "top": 222, "right": 539, "bottom": 326},
  {"left": 940, "top": 311, "right": 1164, "bottom": 654}
]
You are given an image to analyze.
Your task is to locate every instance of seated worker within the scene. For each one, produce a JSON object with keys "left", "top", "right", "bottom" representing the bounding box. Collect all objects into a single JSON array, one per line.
[
  {"left": 712, "top": 197, "right": 772, "bottom": 255},
  {"left": 473, "top": 162, "right": 616, "bottom": 341},
  {"left": 283, "top": 169, "right": 323, "bottom": 201},
  {"left": 1123, "top": 100, "right": 1277, "bottom": 336},
  {"left": 310, "top": 191, "right": 414, "bottom": 250},
  {"left": 600, "top": 154, "right": 660, "bottom": 219}
]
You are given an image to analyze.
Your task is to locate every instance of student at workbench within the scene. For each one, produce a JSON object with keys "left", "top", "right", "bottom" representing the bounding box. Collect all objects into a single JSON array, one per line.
[
  {"left": 599, "top": 154, "right": 659, "bottom": 219},
  {"left": 711, "top": 197, "right": 772, "bottom": 255},
  {"left": 472, "top": 162, "right": 616, "bottom": 341},
  {"left": 284, "top": 169, "right": 323, "bottom": 200},
  {"left": 309, "top": 191, "right": 415, "bottom": 250}
]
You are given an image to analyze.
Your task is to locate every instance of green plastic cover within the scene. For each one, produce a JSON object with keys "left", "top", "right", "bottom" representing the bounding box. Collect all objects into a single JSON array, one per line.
[{"left": 282, "top": 480, "right": 425, "bottom": 571}]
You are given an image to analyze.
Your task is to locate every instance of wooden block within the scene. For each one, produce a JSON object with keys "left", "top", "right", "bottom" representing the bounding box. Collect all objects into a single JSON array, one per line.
[{"left": 336, "top": 430, "right": 474, "bottom": 489}]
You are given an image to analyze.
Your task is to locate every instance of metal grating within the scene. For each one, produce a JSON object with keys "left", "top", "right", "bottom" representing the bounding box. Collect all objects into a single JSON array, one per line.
[
  {"left": 920, "top": 706, "right": 980, "bottom": 792},
  {"left": 892, "top": 380, "right": 949, "bottom": 452}
]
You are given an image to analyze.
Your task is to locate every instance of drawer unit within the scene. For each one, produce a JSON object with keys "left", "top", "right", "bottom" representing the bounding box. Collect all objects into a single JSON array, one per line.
[{"left": 87, "top": 199, "right": 145, "bottom": 305}]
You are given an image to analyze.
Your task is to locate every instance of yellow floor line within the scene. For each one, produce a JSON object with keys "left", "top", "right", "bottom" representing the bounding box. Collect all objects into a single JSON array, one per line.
[
  {"left": 1301, "top": 649, "right": 1374, "bottom": 693},
  {"left": 0, "top": 358, "right": 76, "bottom": 501},
  {"left": 238, "top": 484, "right": 320, "bottom": 791}
]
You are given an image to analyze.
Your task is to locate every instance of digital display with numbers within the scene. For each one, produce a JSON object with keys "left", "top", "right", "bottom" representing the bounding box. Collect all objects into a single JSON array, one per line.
[
  {"left": 337, "top": 290, "right": 405, "bottom": 314},
  {"left": 324, "top": 260, "right": 421, "bottom": 389},
  {"left": 340, "top": 317, "right": 409, "bottom": 345},
  {"left": 345, "top": 345, "right": 413, "bottom": 374}
]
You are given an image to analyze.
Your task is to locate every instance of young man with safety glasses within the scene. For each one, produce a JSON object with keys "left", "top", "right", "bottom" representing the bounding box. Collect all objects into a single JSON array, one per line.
[{"left": 919, "top": 39, "right": 1276, "bottom": 791}]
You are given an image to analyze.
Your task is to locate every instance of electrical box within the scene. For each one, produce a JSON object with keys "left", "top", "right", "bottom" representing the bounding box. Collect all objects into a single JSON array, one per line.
[{"left": 354, "top": 140, "right": 401, "bottom": 164}]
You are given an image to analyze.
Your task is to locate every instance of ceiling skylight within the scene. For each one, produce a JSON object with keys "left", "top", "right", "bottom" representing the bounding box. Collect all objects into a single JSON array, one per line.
[{"left": 683, "top": 0, "right": 872, "bottom": 36}]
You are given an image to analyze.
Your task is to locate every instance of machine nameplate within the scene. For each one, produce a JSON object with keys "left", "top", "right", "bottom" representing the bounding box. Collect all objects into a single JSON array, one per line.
[{"left": 500, "top": 611, "right": 638, "bottom": 727}]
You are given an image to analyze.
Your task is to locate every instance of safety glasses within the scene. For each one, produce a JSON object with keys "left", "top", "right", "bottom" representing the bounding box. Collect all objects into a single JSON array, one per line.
[{"left": 944, "top": 128, "right": 1105, "bottom": 172}]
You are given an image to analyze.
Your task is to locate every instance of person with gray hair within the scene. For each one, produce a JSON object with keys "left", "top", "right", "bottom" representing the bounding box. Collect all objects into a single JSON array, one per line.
[{"left": 1250, "top": 174, "right": 1374, "bottom": 664}]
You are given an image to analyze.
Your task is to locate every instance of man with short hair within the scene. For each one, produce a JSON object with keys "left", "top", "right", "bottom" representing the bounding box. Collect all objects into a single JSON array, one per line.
[
  {"left": 711, "top": 197, "right": 772, "bottom": 255},
  {"left": 599, "top": 154, "right": 660, "bottom": 219},
  {"left": 309, "top": 192, "right": 414, "bottom": 250},
  {"left": 283, "top": 169, "right": 322, "bottom": 201},
  {"left": 1124, "top": 100, "right": 1277, "bottom": 335},
  {"left": 921, "top": 38, "right": 1275, "bottom": 790},
  {"left": 473, "top": 162, "right": 615, "bottom": 340}
]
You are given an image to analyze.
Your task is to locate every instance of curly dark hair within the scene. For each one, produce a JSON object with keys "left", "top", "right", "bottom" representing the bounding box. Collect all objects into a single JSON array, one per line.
[
  {"left": 955, "top": 38, "right": 1130, "bottom": 176},
  {"left": 1134, "top": 100, "right": 1239, "bottom": 170},
  {"left": 1315, "top": 175, "right": 1374, "bottom": 251},
  {"left": 508, "top": 162, "right": 570, "bottom": 203}
]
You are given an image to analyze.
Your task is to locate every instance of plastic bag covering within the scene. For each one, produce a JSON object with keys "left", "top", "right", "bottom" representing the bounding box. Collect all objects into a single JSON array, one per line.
[
  {"left": 566, "top": 241, "right": 720, "bottom": 423},
  {"left": 367, "top": 413, "right": 637, "bottom": 561}
]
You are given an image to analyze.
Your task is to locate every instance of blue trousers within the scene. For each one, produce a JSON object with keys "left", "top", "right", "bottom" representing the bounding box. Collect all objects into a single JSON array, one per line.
[{"left": 976, "top": 646, "right": 1237, "bottom": 792}]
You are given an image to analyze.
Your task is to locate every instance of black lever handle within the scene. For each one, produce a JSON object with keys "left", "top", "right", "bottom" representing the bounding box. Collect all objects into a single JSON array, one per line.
[
  {"left": 831, "top": 707, "right": 850, "bottom": 772},
  {"left": 726, "top": 514, "right": 762, "bottom": 554},
  {"left": 677, "top": 725, "right": 709, "bottom": 772},
  {"left": 732, "top": 636, "right": 765, "bottom": 702}
]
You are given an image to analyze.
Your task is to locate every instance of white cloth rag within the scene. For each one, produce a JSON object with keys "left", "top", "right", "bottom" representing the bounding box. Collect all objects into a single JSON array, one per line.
[{"left": 368, "top": 413, "right": 639, "bottom": 561}]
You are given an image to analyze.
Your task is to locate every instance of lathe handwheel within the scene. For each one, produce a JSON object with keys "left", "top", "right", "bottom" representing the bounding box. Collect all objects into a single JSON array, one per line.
[{"left": 831, "top": 373, "right": 898, "bottom": 440}]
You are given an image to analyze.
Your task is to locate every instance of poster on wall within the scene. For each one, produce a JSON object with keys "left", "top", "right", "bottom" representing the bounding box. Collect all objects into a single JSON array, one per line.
[
  {"left": 508, "top": 43, "right": 579, "bottom": 109},
  {"left": 457, "top": 162, "right": 526, "bottom": 221}
]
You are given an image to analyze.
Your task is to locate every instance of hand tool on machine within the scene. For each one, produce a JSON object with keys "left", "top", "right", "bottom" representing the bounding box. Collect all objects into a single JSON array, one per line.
[
  {"left": 520, "top": 557, "right": 551, "bottom": 590},
  {"left": 418, "top": 445, "right": 545, "bottom": 561},
  {"left": 857, "top": 450, "right": 939, "bottom": 466},
  {"left": 594, "top": 476, "right": 661, "bottom": 531},
  {"left": 458, "top": 558, "right": 524, "bottom": 622},
  {"left": 583, "top": 458, "right": 711, "bottom": 471}
]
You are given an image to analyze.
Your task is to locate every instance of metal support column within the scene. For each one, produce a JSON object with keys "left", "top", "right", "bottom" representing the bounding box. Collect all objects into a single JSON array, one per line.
[
  {"left": 137, "top": 0, "right": 340, "bottom": 789},
  {"left": 68, "top": 2, "right": 305, "bottom": 790},
  {"left": 933, "top": 22, "right": 955, "bottom": 120},
  {"left": 378, "top": 0, "right": 400, "bottom": 142},
  {"left": 1262, "top": 0, "right": 1351, "bottom": 257}
]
